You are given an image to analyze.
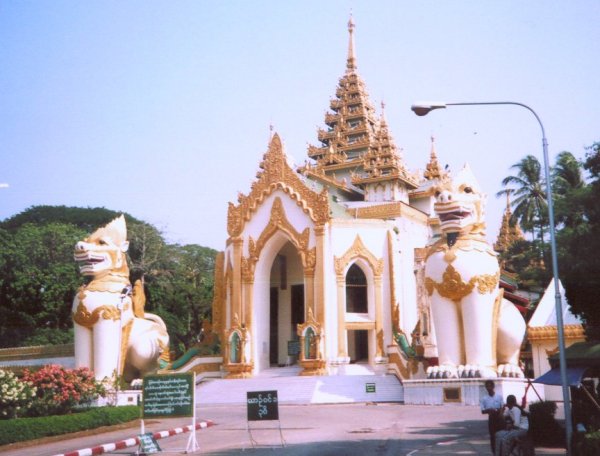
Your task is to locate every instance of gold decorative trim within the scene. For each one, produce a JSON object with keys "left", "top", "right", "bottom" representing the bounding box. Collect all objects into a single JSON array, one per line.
[
  {"left": 345, "top": 321, "right": 376, "bottom": 330},
  {"left": 426, "top": 236, "right": 497, "bottom": 263},
  {"left": 424, "top": 265, "right": 499, "bottom": 301},
  {"left": 349, "top": 201, "right": 428, "bottom": 224},
  {"left": 387, "top": 231, "right": 399, "bottom": 330},
  {"left": 528, "top": 324, "right": 585, "bottom": 341},
  {"left": 227, "top": 134, "right": 330, "bottom": 237},
  {"left": 242, "top": 197, "right": 317, "bottom": 283},
  {"left": 211, "top": 252, "right": 225, "bottom": 334},
  {"left": 119, "top": 320, "right": 133, "bottom": 375},
  {"left": 73, "top": 302, "right": 120, "bottom": 328},
  {"left": 334, "top": 235, "right": 384, "bottom": 279}
]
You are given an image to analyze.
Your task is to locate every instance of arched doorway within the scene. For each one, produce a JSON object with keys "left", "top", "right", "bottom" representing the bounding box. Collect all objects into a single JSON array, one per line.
[
  {"left": 269, "top": 241, "right": 304, "bottom": 366},
  {"left": 253, "top": 234, "right": 305, "bottom": 373}
]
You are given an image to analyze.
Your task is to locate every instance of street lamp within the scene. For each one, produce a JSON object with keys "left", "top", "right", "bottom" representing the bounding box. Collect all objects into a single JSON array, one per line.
[{"left": 411, "top": 101, "right": 573, "bottom": 454}]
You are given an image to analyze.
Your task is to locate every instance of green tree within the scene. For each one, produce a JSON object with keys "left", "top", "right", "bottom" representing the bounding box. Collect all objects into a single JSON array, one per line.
[
  {"left": 552, "top": 151, "right": 587, "bottom": 229},
  {"left": 559, "top": 142, "right": 600, "bottom": 338},
  {"left": 145, "top": 244, "right": 217, "bottom": 356},
  {"left": 0, "top": 223, "right": 86, "bottom": 347}
]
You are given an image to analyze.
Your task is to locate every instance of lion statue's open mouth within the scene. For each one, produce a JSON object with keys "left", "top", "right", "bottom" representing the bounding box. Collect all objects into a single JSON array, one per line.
[{"left": 74, "top": 251, "right": 110, "bottom": 275}]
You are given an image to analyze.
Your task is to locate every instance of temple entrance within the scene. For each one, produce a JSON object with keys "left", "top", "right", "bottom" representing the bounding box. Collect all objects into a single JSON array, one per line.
[
  {"left": 268, "top": 241, "right": 304, "bottom": 366},
  {"left": 348, "top": 329, "right": 369, "bottom": 363}
]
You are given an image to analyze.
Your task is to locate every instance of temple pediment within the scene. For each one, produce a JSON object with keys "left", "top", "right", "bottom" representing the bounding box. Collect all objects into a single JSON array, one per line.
[{"left": 227, "top": 134, "right": 330, "bottom": 238}]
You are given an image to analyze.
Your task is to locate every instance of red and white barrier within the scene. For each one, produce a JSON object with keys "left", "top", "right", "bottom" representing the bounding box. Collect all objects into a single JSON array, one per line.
[{"left": 53, "top": 420, "right": 214, "bottom": 456}]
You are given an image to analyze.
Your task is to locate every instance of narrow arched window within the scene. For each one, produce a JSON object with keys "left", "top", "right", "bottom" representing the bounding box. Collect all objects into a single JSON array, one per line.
[{"left": 346, "top": 264, "right": 368, "bottom": 313}]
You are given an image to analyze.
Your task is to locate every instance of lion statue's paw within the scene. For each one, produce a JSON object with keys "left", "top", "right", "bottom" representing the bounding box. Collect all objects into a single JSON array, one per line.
[
  {"left": 427, "top": 364, "right": 459, "bottom": 379},
  {"left": 458, "top": 364, "right": 497, "bottom": 378},
  {"left": 498, "top": 363, "right": 524, "bottom": 378}
]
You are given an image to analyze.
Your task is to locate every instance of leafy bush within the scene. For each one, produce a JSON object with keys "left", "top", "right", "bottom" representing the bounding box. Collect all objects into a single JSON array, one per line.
[
  {"left": 0, "top": 369, "right": 37, "bottom": 419},
  {"left": 575, "top": 429, "right": 600, "bottom": 455},
  {"left": 0, "top": 405, "right": 140, "bottom": 445},
  {"left": 528, "top": 400, "right": 565, "bottom": 447},
  {"left": 22, "top": 365, "right": 106, "bottom": 416}
]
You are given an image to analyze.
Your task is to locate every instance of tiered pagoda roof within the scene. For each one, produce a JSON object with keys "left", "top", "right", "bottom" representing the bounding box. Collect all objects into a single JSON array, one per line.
[
  {"left": 351, "top": 102, "right": 419, "bottom": 189},
  {"left": 299, "top": 16, "right": 417, "bottom": 200}
]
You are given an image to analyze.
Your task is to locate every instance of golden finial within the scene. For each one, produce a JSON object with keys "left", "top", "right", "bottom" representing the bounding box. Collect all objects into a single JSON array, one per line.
[
  {"left": 346, "top": 12, "right": 357, "bottom": 73},
  {"left": 424, "top": 136, "right": 443, "bottom": 180}
]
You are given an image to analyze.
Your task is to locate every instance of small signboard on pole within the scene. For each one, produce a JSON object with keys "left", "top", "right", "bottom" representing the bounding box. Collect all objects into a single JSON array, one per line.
[
  {"left": 141, "top": 372, "right": 198, "bottom": 453},
  {"left": 138, "top": 432, "right": 161, "bottom": 454},
  {"left": 246, "top": 390, "right": 285, "bottom": 448}
]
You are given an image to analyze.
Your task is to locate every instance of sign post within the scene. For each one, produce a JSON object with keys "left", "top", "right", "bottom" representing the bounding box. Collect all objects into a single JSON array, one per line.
[
  {"left": 141, "top": 372, "right": 198, "bottom": 453},
  {"left": 246, "top": 390, "right": 285, "bottom": 448}
]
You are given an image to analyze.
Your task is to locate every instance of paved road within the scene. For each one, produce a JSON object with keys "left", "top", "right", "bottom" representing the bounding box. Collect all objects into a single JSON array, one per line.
[{"left": 0, "top": 403, "right": 566, "bottom": 455}]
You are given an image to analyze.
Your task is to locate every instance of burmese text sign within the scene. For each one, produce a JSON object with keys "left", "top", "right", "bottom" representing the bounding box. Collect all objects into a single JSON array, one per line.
[
  {"left": 142, "top": 372, "right": 194, "bottom": 418},
  {"left": 247, "top": 390, "right": 279, "bottom": 421}
]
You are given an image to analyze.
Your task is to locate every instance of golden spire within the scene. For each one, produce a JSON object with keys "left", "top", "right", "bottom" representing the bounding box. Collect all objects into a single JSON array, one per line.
[
  {"left": 423, "top": 136, "right": 443, "bottom": 180},
  {"left": 346, "top": 13, "right": 357, "bottom": 73},
  {"left": 494, "top": 191, "right": 524, "bottom": 254}
]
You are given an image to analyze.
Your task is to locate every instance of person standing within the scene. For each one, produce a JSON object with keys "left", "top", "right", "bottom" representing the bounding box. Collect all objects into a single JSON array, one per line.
[{"left": 481, "top": 379, "right": 504, "bottom": 454}]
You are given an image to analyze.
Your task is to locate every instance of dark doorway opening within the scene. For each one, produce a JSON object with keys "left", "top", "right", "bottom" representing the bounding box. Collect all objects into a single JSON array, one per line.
[
  {"left": 349, "top": 329, "right": 369, "bottom": 363},
  {"left": 270, "top": 287, "right": 278, "bottom": 365}
]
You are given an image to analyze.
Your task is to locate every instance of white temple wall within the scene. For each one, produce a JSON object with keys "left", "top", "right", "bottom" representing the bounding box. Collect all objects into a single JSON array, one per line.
[
  {"left": 393, "top": 216, "right": 430, "bottom": 340},
  {"left": 327, "top": 219, "right": 395, "bottom": 361}
]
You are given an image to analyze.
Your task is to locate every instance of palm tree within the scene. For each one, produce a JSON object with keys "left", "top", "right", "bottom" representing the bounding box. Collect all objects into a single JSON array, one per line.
[
  {"left": 553, "top": 151, "right": 585, "bottom": 195},
  {"left": 552, "top": 151, "right": 586, "bottom": 228},
  {"left": 497, "top": 155, "right": 547, "bottom": 243}
]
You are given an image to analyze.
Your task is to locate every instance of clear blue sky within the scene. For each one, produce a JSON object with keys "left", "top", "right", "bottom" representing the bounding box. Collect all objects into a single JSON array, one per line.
[{"left": 1, "top": 1, "right": 598, "bottom": 249}]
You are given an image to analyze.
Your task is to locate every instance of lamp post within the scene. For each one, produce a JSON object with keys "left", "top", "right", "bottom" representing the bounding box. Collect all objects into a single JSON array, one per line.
[{"left": 411, "top": 101, "right": 572, "bottom": 454}]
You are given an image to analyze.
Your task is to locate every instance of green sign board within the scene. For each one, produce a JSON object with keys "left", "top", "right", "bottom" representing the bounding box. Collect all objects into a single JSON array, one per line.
[
  {"left": 366, "top": 383, "right": 376, "bottom": 393},
  {"left": 142, "top": 372, "right": 195, "bottom": 418},
  {"left": 247, "top": 390, "right": 279, "bottom": 421},
  {"left": 138, "top": 432, "right": 161, "bottom": 454}
]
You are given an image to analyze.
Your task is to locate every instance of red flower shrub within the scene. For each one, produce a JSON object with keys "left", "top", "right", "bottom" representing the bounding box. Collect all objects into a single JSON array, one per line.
[{"left": 22, "top": 365, "right": 106, "bottom": 416}]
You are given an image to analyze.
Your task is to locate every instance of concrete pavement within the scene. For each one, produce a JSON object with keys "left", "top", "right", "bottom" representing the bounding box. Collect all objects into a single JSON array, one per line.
[{"left": 0, "top": 403, "right": 567, "bottom": 456}]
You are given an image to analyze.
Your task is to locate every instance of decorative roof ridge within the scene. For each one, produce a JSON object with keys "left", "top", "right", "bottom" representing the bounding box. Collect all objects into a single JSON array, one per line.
[{"left": 227, "top": 133, "right": 330, "bottom": 238}]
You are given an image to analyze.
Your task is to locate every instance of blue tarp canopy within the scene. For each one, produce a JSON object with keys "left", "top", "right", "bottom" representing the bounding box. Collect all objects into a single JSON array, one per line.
[{"left": 534, "top": 366, "right": 589, "bottom": 386}]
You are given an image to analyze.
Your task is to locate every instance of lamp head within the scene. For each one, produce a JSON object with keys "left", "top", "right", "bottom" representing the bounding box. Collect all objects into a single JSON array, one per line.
[{"left": 411, "top": 102, "right": 448, "bottom": 116}]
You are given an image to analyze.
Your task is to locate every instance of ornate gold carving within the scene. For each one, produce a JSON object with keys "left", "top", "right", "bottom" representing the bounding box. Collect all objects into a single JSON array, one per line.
[
  {"left": 227, "top": 134, "right": 330, "bottom": 237},
  {"left": 211, "top": 252, "right": 225, "bottom": 334},
  {"left": 426, "top": 237, "right": 497, "bottom": 262},
  {"left": 132, "top": 279, "right": 145, "bottom": 318},
  {"left": 424, "top": 265, "right": 499, "bottom": 301},
  {"left": 72, "top": 302, "right": 120, "bottom": 328},
  {"left": 348, "top": 202, "right": 428, "bottom": 224},
  {"left": 242, "top": 197, "right": 317, "bottom": 283},
  {"left": 528, "top": 324, "right": 585, "bottom": 341},
  {"left": 334, "top": 235, "right": 384, "bottom": 279},
  {"left": 387, "top": 231, "right": 399, "bottom": 329},
  {"left": 119, "top": 320, "right": 133, "bottom": 375}
]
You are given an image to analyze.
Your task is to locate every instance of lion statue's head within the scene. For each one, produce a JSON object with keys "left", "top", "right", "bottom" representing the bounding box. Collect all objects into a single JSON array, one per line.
[
  {"left": 74, "top": 215, "right": 130, "bottom": 278},
  {"left": 432, "top": 164, "right": 486, "bottom": 242}
]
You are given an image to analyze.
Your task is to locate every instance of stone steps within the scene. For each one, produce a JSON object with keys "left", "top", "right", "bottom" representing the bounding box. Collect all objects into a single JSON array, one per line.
[{"left": 196, "top": 365, "right": 404, "bottom": 405}]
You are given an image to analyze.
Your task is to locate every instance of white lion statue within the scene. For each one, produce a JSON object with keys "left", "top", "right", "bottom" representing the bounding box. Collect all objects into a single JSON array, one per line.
[
  {"left": 424, "top": 165, "right": 525, "bottom": 379},
  {"left": 72, "top": 215, "right": 170, "bottom": 383}
]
